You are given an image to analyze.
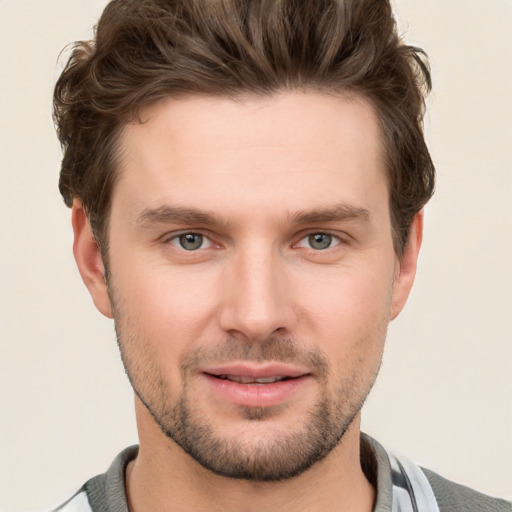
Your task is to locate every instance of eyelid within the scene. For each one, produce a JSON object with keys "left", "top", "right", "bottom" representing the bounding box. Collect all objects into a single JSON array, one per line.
[
  {"left": 162, "top": 229, "right": 218, "bottom": 249},
  {"left": 159, "top": 228, "right": 350, "bottom": 251},
  {"left": 293, "top": 230, "right": 349, "bottom": 249}
]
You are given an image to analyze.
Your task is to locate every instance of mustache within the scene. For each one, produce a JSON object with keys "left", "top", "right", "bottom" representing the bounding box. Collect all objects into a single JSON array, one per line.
[{"left": 180, "top": 336, "right": 329, "bottom": 378}]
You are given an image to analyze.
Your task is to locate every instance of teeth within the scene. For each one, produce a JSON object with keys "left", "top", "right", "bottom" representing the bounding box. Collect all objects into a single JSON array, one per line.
[
  {"left": 254, "top": 376, "right": 285, "bottom": 383},
  {"left": 218, "top": 375, "right": 286, "bottom": 384}
]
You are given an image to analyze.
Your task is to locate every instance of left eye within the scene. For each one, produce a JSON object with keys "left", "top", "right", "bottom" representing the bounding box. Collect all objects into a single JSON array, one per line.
[
  {"left": 169, "top": 233, "right": 211, "bottom": 251},
  {"left": 297, "top": 233, "right": 340, "bottom": 250}
]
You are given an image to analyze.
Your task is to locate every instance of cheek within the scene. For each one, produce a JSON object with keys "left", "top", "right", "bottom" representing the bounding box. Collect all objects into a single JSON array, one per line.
[
  {"left": 299, "top": 262, "right": 394, "bottom": 329},
  {"left": 295, "top": 263, "right": 393, "bottom": 367},
  {"left": 109, "top": 266, "right": 224, "bottom": 397},
  {"left": 113, "top": 262, "right": 222, "bottom": 347}
]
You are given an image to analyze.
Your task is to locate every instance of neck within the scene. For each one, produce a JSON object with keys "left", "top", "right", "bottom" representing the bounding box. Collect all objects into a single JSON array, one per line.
[{"left": 126, "top": 404, "right": 375, "bottom": 512}]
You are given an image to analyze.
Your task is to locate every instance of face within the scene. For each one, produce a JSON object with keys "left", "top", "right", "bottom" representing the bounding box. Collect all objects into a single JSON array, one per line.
[{"left": 74, "top": 92, "right": 420, "bottom": 481}]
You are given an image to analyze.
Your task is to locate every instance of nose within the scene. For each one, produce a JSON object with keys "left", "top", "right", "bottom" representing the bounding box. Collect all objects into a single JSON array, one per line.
[{"left": 218, "top": 245, "right": 297, "bottom": 343}]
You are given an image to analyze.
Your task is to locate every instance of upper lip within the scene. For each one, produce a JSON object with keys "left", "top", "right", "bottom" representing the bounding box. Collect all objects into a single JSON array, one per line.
[{"left": 201, "top": 363, "right": 310, "bottom": 379}]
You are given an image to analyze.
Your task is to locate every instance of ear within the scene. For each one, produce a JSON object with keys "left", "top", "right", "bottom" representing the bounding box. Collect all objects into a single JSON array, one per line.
[
  {"left": 72, "top": 199, "right": 113, "bottom": 318},
  {"left": 390, "top": 211, "right": 423, "bottom": 320}
]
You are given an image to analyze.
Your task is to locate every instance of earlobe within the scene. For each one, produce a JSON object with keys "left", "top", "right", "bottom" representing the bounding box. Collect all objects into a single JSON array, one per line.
[
  {"left": 390, "top": 211, "right": 423, "bottom": 320},
  {"left": 72, "top": 199, "right": 113, "bottom": 319}
]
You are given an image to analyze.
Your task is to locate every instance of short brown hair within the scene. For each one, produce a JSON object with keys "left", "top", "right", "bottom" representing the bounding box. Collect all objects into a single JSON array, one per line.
[{"left": 54, "top": 0, "right": 434, "bottom": 257}]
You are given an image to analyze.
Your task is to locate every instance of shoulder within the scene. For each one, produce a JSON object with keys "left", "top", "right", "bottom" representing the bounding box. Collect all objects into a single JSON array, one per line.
[
  {"left": 362, "top": 432, "right": 511, "bottom": 512},
  {"left": 422, "top": 467, "right": 511, "bottom": 512}
]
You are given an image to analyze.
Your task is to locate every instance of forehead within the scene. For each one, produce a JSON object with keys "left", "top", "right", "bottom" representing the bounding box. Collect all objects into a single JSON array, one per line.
[{"left": 114, "top": 92, "right": 386, "bottom": 223}]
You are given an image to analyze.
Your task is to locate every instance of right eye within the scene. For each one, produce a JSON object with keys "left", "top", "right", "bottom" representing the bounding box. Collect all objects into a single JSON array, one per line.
[{"left": 168, "top": 233, "right": 212, "bottom": 251}]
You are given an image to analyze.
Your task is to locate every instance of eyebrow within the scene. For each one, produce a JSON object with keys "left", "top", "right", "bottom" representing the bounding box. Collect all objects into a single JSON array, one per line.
[
  {"left": 135, "top": 202, "right": 370, "bottom": 229},
  {"left": 136, "top": 206, "right": 227, "bottom": 228},
  {"left": 291, "top": 203, "right": 370, "bottom": 224}
]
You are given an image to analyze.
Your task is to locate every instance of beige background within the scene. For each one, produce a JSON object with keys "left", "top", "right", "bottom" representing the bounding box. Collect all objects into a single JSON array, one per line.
[{"left": 0, "top": 0, "right": 511, "bottom": 510}]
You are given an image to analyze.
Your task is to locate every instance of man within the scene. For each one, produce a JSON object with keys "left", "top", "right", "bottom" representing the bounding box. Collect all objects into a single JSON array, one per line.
[{"left": 51, "top": 0, "right": 510, "bottom": 511}]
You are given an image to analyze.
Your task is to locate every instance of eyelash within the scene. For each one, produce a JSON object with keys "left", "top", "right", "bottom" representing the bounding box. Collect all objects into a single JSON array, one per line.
[
  {"left": 295, "top": 232, "right": 343, "bottom": 251},
  {"left": 163, "top": 230, "right": 346, "bottom": 252},
  {"left": 165, "top": 232, "right": 215, "bottom": 251}
]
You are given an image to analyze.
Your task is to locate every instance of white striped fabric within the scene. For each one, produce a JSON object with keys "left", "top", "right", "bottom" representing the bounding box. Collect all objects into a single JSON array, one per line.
[
  {"left": 55, "top": 491, "right": 92, "bottom": 512},
  {"left": 389, "top": 453, "right": 440, "bottom": 512}
]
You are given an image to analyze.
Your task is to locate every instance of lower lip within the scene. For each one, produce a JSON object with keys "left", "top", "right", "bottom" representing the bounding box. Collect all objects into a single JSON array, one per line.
[{"left": 202, "top": 374, "right": 310, "bottom": 408}]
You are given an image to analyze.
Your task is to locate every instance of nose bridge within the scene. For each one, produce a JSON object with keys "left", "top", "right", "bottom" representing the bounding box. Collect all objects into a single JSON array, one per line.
[{"left": 219, "top": 240, "right": 294, "bottom": 341}]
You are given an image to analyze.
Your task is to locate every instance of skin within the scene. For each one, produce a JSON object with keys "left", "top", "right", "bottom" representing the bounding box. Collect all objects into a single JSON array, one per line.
[{"left": 72, "top": 91, "right": 422, "bottom": 511}]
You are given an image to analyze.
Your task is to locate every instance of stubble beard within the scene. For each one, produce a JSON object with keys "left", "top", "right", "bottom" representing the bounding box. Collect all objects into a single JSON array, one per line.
[
  {"left": 116, "top": 329, "right": 380, "bottom": 482},
  {"left": 155, "top": 394, "right": 349, "bottom": 481}
]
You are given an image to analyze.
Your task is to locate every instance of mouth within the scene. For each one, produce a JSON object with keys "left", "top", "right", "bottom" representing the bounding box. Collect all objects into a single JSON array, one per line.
[
  {"left": 203, "top": 363, "right": 309, "bottom": 382},
  {"left": 200, "top": 364, "right": 312, "bottom": 408}
]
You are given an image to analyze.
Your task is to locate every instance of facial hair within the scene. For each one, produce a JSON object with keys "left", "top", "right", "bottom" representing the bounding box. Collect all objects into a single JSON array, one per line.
[{"left": 113, "top": 313, "right": 380, "bottom": 481}]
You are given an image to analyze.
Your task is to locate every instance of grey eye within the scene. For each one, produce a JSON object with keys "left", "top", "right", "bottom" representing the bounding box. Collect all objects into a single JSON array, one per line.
[
  {"left": 178, "top": 233, "right": 204, "bottom": 250},
  {"left": 308, "top": 233, "right": 333, "bottom": 250}
]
